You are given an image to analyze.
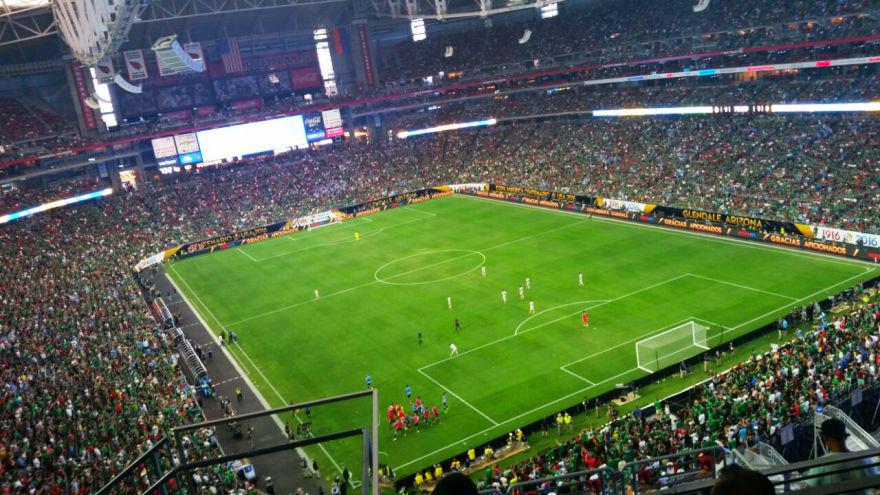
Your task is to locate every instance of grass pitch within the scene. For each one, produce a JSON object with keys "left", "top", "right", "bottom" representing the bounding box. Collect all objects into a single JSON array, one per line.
[{"left": 167, "top": 194, "right": 878, "bottom": 481}]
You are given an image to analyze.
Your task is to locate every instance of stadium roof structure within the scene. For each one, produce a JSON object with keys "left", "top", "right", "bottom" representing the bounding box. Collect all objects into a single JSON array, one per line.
[
  {"left": 0, "top": 0, "right": 354, "bottom": 68},
  {"left": 372, "top": 0, "right": 566, "bottom": 20}
]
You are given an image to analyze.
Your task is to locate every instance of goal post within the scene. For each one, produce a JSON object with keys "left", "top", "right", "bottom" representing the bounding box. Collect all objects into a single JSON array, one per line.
[{"left": 636, "top": 321, "right": 711, "bottom": 373}]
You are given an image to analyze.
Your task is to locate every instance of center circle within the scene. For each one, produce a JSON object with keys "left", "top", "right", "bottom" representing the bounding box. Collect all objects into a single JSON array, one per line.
[{"left": 374, "top": 249, "right": 487, "bottom": 286}]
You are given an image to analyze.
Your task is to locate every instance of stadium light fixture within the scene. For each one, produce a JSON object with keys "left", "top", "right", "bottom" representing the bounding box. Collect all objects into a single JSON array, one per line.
[
  {"left": 540, "top": 2, "right": 558, "bottom": 19},
  {"left": 396, "top": 118, "right": 497, "bottom": 139},
  {"left": 0, "top": 188, "right": 113, "bottom": 224},
  {"left": 770, "top": 102, "right": 880, "bottom": 113}
]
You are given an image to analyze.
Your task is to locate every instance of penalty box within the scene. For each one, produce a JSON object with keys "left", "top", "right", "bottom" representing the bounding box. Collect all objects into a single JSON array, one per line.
[{"left": 419, "top": 274, "right": 788, "bottom": 423}]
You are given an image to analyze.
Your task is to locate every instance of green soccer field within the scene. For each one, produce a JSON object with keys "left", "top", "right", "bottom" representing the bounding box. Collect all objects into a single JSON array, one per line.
[{"left": 166, "top": 193, "right": 878, "bottom": 482}]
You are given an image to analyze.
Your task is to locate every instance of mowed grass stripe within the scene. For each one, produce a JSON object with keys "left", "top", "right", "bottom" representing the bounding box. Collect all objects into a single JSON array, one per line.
[{"left": 168, "top": 194, "right": 878, "bottom": 476}]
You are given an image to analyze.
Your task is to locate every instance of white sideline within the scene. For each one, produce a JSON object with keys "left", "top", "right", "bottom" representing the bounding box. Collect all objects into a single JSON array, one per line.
[
  {"left": 686, "top": 273, "right": 799, "bottom": 301},
  {"left": 457, "top": 194, "right": 877, "bottom": 268},
  {"left": 167, "top": 264, "right": 355, "bottom": 486}
]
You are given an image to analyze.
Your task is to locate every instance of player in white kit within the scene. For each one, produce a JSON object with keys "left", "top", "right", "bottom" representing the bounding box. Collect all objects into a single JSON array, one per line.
[
  {"left": 578, "top": 273, "right": 584, "bottom": 286},
  {"left": 525, "top": 277, "right": 531, "bottom": 289},
  {"left": 529, "top": 301, "right": 536, "bottom": 314},
  {"left": 519, "top": 286, "right": 525, "bottom": 300},
  {"left": 501, "top": 289, "right": 508, "bottom": 304},
  {"left": 449, "top": 343, "right": 459, "bottom": 356},
  {"left": 481, "top": 266, "right": 486, "bottom": 277}
]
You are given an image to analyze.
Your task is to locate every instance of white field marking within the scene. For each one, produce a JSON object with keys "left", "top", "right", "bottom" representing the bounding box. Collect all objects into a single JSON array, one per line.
[
  {"left": 513, "top": 300, "right": 611, "bottom": 335},
  {"left": 559, "top": 366, "right": 595, "bottom": 385},
  {"left": 213, "top": 375, "right": 244, "bottom": 386},
  {"left": 560, "top": 316, "right": 697, "bottom": 368},
  {"left": 692, "top": 317, "right": 732, "bottom": 331},
  {"left": 237, "top": 247, "right": 258, "bottom": 262},
  {"left": 168, "top": 264, "right": 356, "bottom": 486},
  {"left": 457, "top": 194, "right": 877, "bottom": 269},
  {"left": 394, "top": 365, "right": 641, "bottom": 472},
  {"left": 404, "top": 206, "right": 438, "bottom": 217},
  {"left": 417, "top": 368, "right": 499, "bottom": 426},
  {"left": 230, "top": 251, "right": 486, "bottom": 327},
  {"left": 230, "top": 341, "right": 351, "bottom": 480},
  {"left": 255, "top": 209, "right": 430, "bottom": 262},
  {"left": 374, "top": 250, "right": 487, "bottom": 286},
  {"left": 420, "top": 298, "right": 613, "bottom": 373},
  {"left": 513, "top": 273, "right": 690, "bottom": 336},
  {"left": 396, "top": 269, "right": 871, "bottom": 472},
  {"left": 254, "top": 225, "right": 389, "bottom": 262},
  {"left": 686, "top": 273, "right": 799, "bottom": 301},
  {"left": 285, "top": 236, "right": 298, "bottom": 242},
  {"left": 226, "top": 280, "right": 379, "bottom": 327},
  {"left": 226, "top": 217, "right": 588, "bottom": 328},
  {"left": 166, "top": 266, "right": 333, "bottom": 485}
]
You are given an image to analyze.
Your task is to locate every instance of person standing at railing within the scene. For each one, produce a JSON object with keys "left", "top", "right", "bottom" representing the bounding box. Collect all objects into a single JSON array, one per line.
[{"left": 804, "top": 418, "right": 879, "bottom": 491}]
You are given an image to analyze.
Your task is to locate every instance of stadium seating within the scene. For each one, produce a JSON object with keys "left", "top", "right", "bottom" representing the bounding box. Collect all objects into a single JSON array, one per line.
[
  {"left": 379, "top": 0, "right": 878, "bottom": 83},
  {"left": 3, "top": 1, "right": 880, "bottom": 492},
  {"left": 474, "top": 290, "right": 880, "bottom": 492},
  {"left": 1, "top": 118, "right": 878, "bottom": 490}
]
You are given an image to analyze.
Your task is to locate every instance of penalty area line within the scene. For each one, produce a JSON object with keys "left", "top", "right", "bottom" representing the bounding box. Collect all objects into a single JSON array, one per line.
[
  {"left": 417, "top": 368, "right": 499, "bottom": 426},
  {"left": 559, "top": 366, "right": 595, "bottom": 385},
  {"left": 237, "top": 248, "right": 258, "bottom": 262}
]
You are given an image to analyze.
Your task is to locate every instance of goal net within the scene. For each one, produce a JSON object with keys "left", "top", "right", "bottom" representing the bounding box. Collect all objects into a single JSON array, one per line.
[{"left": 636, "top": 321, "right": 710, "bottom": 373}]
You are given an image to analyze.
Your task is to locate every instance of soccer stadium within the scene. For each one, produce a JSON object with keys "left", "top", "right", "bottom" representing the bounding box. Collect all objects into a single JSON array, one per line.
[{"left": 3, "top": 0, "right": 880, "bottom": 493}]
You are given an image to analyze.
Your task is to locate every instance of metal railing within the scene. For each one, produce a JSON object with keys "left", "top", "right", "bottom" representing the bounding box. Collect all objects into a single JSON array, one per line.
[
  {"left": 96, "top": 389, "right": 380, "bottom": 495},
  {"left": 619, "top": 446, "right": 727, "bottom": 494},
  {"left": 478, "top": 446, "right": 880, "bottom": 495},
  {"left": 818, "top": 405, "right": 880, "bottom": 450},
  {"left": 171, "top": 327, "right": 208, "bottom": 381}
]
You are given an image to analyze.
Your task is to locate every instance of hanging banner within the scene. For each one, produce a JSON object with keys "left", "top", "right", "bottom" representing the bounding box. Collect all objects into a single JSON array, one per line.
[
  {"left": 95, "top": 57, "right": 116, "bottom": 84},
  {"left": 354, "top": 21, "right": 375, "bottom": 86},
  {"left": 71, "top": 64, "right": 97, "bottom": 129},
  {"left": 114, "top": 74, "right": 143, "bottom": 94},
  {"left": 123, "top": 50, "right": 149, "bottom": 81}
]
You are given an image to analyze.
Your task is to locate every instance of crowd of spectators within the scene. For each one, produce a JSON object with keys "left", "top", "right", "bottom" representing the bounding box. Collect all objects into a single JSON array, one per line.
[
  {"left": 477, "top": 287, "right": 880, "bottom": 493},
  {"left": 1, "top": 98, "right": 878, "bottom": 491},
  {"left": 380, "top": 0, "right": 878, "bottom": 83}
]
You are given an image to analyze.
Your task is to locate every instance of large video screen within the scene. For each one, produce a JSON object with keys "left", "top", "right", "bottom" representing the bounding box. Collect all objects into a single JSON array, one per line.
[{"left": 196, "top": 115, "right": 308, "bottom": 162}]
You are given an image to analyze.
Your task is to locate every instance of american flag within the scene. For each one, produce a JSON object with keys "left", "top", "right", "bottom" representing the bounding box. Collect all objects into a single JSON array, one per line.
[{"left": 217, "top": 37, "right": 244, "bottom": 74}]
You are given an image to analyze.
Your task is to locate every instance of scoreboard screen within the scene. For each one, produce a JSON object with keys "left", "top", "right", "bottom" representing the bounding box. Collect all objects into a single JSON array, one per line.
[{"left": 151, "top": 137, "right": 177, "bottom": 159}]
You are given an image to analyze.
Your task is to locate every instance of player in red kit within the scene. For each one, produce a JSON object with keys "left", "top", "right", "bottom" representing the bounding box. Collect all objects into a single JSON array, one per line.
[{"left": 582, "top": 310, "right": 589, "bottom": 329}]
